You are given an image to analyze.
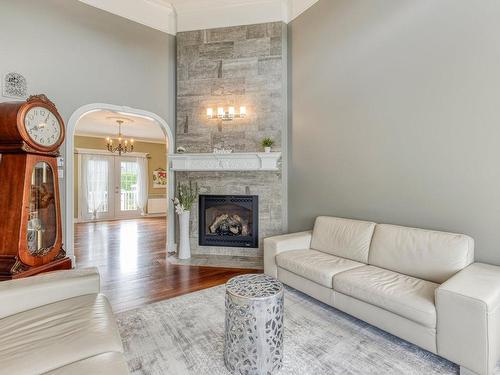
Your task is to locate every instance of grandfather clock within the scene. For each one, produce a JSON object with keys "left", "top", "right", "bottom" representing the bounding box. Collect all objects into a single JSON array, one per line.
[{"left": 0, "top": 94, "right": 71, "bottom": 280}]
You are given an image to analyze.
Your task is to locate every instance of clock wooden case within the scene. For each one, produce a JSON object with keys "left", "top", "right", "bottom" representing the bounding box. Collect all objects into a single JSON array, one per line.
[{"left": 0, "top": 94, "right": 71, "bottom": 280}]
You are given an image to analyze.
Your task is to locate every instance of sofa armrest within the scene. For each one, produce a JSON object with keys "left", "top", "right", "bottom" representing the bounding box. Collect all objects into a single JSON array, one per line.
[
  {"left": 436, "top": 263, "right": 500, "bottom": 375},
  {"left": 0, "top": 267, "right": 100, "bottom": 319},
  {"left": 264, "top": 231, "right": 312, "bottom": 278}
]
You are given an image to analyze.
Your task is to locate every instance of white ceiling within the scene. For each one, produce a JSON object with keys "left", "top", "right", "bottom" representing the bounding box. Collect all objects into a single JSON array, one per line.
[
  {"left": 79, "top": 0, "right": 177, "bottom": 34},
  {"left": 78, "top": 0, "right": 319, "bottom": 34},
  {"left": 75, "top": 110, "right": 166, "bottom": 143}
]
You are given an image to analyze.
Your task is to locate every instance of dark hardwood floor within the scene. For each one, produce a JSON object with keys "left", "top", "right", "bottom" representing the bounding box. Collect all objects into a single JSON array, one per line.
[{"left": 74, "top": 217, "right": 257, "bottom": 313}]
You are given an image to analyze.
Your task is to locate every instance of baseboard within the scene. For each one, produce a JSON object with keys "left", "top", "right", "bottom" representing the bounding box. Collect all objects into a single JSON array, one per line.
[
  {"left": 76, "top": 215, "right": 165, "bottom": 224},
  {"left": 460, "top": 366, "right": 479, "bottom": 375}
]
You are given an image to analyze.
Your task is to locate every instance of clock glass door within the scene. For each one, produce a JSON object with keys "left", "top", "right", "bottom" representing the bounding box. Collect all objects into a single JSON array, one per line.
[{"left": 27, "top": 162, "right": 57, "bottom": 256}]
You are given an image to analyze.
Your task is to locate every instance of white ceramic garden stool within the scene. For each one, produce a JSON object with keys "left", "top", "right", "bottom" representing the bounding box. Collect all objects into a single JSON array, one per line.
[{"left": 224, "top": 274, "right": 284, "bottom": 375}]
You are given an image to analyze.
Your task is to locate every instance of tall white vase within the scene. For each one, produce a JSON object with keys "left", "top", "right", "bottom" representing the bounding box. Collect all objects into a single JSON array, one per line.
[{"left": 178, "top": 211, "right": 191, "bottom": 260}]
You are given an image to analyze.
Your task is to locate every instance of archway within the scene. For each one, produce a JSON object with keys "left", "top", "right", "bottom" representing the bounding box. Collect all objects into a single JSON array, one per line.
[{"left": 65, "top": 103, "right": 175, "bottom": 264}]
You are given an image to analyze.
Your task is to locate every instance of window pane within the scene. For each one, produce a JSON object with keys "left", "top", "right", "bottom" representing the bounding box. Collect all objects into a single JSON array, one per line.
[{"left": 120, "top": 161, "right": 138, "bottom": 211}]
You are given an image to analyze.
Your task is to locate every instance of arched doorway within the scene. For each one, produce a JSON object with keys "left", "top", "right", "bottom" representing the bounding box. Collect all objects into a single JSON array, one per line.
[{"left": 64, "top": 103, "right": 175, "bottom": 264}]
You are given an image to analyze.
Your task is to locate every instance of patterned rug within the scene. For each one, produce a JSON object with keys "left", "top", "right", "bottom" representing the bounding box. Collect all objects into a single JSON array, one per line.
[{"left": 116, "top": 285, "right": 458, "bottom": 375}]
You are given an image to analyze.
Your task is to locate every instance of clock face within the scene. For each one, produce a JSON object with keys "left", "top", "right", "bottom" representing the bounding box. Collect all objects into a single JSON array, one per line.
[{"left": 24, "top": 106, "right": 62, "bottom": 147}]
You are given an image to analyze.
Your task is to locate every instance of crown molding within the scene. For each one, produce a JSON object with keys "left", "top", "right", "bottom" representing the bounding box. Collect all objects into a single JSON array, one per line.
[
  {"left": 78, "top": 0, "right": 177, "bottom": 35},
  {"left": 75, "top": 147, "right": 150, "bottom": 158},
  {"left": 74, "top": 132, "right": 166, "bottom": 145},
  {"left": 78, "top": 0, "right": 319, "bottom": 34},
  {"left": 288, "top": 0, "right": 319, "bottom": 22},
  {"left": 175, "top": 0, "right": 285, "bottom": 32},
  {"left": 175, "top": 0, "right": 319, "bottom": 32}
]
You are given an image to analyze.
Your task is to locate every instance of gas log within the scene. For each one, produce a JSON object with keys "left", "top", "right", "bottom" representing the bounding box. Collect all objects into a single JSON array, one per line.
[{"left": 209, "top": 214, "right": 249, "bottom": 236}]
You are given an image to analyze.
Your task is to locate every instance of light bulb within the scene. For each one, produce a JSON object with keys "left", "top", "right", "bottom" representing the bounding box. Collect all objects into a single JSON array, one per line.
[
  {"left": 217, "top": 107, "right": 224, "bottom": 118},
  {"left": 207, "top": 108, "right": 213, "bottom": 119},
  {"left": 239, "top": 106, "right": 246, "bottom": 117}
]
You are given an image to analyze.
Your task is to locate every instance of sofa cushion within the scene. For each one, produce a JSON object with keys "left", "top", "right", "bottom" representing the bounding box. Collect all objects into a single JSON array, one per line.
[
  {"left": 310, "top": 216, "right": 376, "bottom": 263},
  {"left": 334, "top": 265, "right": 438, "bottom": 328},
  {"left": 44, "top": 352, "right": 129, "bottom": 375},
  {"left": 369, "top": 224, "right": 474, "bottom": 284},
  {"left": 276, "top": 249, "right": 365, "bottom": 288},
  {"left": 0, "top": 294, "right": 124, "bottom": 375}
]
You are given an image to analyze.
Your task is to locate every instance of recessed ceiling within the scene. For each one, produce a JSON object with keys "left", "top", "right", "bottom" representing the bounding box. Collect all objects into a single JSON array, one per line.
[
  {"left": 169, "top": 0, "right": 273, "bottom": 11},
  {"left": 78, "top": 0, "right": 319, "bottom": 34},
  {"left": 75, "top": 110, "right": 166, "bottom": 143}
]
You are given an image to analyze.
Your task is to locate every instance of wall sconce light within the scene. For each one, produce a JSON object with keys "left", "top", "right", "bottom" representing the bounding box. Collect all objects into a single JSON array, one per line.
[{"left": 207, "top": 106, "right": 247, "bottom": 121}]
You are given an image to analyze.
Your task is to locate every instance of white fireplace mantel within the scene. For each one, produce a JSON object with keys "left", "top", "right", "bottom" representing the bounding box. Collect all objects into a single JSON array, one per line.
[{"left": 169, "top": 152, "right": 281, "bottom": 172}]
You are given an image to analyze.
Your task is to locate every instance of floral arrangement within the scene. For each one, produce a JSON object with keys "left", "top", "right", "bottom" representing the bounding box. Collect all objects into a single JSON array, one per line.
[
  {"left": 261, "top": 137, "right": 274, "bottom": 148},
  {"left": 173, "top": 181, "right": 198, "bottom": 214}
]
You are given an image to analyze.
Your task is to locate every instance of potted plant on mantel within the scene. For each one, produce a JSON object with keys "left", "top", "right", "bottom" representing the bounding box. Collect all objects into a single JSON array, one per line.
[
  {"left": 173, "top": 181, "right": 198, "bottom": 260},
  {"left": 261, "top": 137, "right": 274, "bottom": 153}
]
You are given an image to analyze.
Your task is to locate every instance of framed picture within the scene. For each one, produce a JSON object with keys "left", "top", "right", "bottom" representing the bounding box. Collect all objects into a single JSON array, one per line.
[{"left": 153, "top": 168, "right": 167, "bottom": 188}]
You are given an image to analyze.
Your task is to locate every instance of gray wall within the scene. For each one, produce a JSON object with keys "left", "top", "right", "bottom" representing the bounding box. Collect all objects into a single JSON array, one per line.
[
  {"left": 288, "top": 0, "right": 500, "bottom": 264},
  {"left": 0, "top": 0, "right": 175, "bottom": 236},
  {"left": 0, "top": 0, "right": 175, "bottom": 125}
]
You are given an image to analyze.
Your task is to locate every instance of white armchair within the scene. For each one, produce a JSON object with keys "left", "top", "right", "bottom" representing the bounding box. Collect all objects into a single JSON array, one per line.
[
  {"left": 0, "top": 268, "right": 100, "bottom": 319},
  {"left": 0, "top": 268, "right": 129, "bottom": 374}
]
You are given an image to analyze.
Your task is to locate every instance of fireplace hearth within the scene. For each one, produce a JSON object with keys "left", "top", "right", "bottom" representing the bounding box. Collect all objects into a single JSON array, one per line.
[{"left": 199, "top": 195, "right": 258, "bottom": 248}]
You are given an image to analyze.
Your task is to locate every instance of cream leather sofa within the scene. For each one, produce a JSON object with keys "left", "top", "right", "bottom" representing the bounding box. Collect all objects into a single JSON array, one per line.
[
  {"left": 264, "top": 216, "right": 500, "bottom": 375},
  {"left": 0, "top": 268, "right": 129, "bottom": 375}
]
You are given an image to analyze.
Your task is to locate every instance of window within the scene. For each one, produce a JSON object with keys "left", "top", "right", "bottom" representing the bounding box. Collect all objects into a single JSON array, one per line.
[{"left": 120, "top": 161, "right": 139, "bottom": 211}]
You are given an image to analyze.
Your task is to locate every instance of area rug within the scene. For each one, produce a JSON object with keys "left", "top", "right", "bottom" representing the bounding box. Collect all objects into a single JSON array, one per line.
[{"left": 116, "top": 285, "right": 458, "bottom": 375}]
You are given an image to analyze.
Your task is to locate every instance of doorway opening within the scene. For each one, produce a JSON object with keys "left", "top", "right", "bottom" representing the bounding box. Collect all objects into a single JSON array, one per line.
[{"left": 65, "top": 104, "right": 175, "bottom": 265}]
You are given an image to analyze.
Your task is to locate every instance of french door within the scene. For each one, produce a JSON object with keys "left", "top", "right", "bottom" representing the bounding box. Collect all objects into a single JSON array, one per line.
[
  {"left": 80, "top": 155, "right": 140, "bottom": 220},
  {"left": 115, "top": 157, "right": 140, "bottom": 218}
]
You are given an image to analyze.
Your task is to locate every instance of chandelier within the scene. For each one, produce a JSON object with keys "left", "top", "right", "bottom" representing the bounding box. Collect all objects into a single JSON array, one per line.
[{"left": 106, "top": 119, "right": 134, "bottom": 155}]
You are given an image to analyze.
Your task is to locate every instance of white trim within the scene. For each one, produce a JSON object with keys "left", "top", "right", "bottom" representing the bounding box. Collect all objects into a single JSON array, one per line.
[
  {"left": 74, "top": 147, "right": 149, "bottom": 158},
  {"left": 77, "top": 153, "right": 82, "bottom": 220},
  {"left": 75, "top": 131, "right": 166, "bottom": 144},
  {"left": 75, "top": 215, "right": 166, "bottom": 224},
  {"left": 169, "top": 152, "right": 281, "bottom": 171},
  {"left": 65, "top": 103, "right": 175, "bottom": 263},
  {"left": 175, "top": 0, "right": 319, "bottom": 32},
  {"left": 287, "top": 0, "right": 319, "bottom": 22},
  {"left": 77, "top": 0, "right": 319, "bottom": 34},
  {"left": 176, "top": 0, "right": 285, "bottom": 32},
  {"left": 281, "top": 22, "right": 289, "bottom": 233}
]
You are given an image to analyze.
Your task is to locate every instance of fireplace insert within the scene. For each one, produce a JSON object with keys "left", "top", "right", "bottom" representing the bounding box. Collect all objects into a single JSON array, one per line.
[{"left": 199, "top": 195, "right": 258, "bottom": 248}]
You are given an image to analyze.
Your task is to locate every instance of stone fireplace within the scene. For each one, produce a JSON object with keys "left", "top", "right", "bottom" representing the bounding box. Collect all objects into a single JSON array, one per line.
[
  {"left": 199, "top": 195, "right": 258, "bottom": 248},
  {"left": 174, "top": 21, "right": 288, "bottom": 265}
]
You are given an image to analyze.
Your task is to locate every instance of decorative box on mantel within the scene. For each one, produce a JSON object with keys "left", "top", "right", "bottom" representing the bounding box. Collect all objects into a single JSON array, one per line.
[{"left": 170, "top": 152, "right": 281, "bottom": 172}]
